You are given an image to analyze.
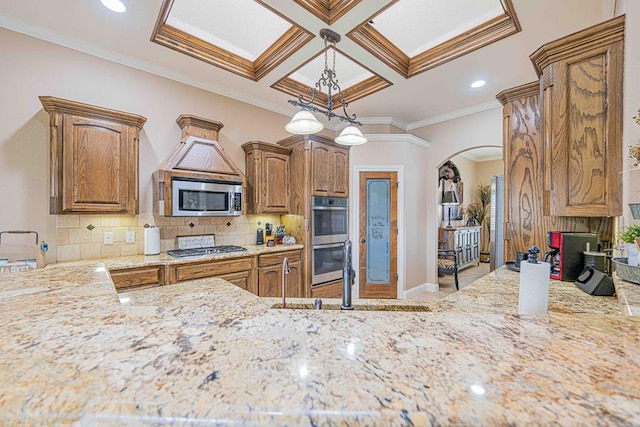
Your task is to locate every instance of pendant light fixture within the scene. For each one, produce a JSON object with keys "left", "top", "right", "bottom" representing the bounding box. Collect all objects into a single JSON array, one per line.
[{"left": 284, "top": 28, "right": 367, "bottom": 146}]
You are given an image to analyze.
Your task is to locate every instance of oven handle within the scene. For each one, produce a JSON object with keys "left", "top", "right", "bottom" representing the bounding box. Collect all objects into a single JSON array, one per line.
[
  {"left": 311, "top": 206, "right": 348, "bottom": 211},
  {"left": 312, "top": 243, "right": 345, "bottom": 250}
]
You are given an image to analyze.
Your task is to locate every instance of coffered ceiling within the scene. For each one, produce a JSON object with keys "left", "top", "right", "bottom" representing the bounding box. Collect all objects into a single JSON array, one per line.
[{"left": 0, "top": 0, "right": 617, "bottom": 129}]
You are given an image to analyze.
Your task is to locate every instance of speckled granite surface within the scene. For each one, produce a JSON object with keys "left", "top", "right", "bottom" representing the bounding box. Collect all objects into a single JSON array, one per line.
[{"left": 1, "top": 255, "right": 640, "bottom": 425}]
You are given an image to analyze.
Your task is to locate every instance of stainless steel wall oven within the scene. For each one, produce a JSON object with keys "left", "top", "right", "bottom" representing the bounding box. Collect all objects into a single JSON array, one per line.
[{"left": 311, "top": 196, "right": 348, "bottom": 285}]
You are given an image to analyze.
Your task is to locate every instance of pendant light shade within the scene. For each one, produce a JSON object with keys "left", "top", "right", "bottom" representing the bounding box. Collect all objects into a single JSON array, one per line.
[
  {"left": 285, "top": 29, "right": 366, "bottom": 144},
  {"left": 284, "top": 110, "right": 324, "bottom": 135},
  {"left": 335, "top": 125, "right": 367, "bottom": 146}
]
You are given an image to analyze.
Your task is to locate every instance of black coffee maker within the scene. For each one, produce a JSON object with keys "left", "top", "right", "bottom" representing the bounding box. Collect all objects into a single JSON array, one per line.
[{"left": 543, "top": 232, "right": 599, "bottom": 281}]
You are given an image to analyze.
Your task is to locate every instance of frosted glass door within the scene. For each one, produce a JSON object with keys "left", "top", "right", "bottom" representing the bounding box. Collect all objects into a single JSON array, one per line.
[
  {"left": 366, "top": 179, "right": 391, "bottom": 283},
  {"left": 358, "top": 171, "right": 397, "bottom": 299}
]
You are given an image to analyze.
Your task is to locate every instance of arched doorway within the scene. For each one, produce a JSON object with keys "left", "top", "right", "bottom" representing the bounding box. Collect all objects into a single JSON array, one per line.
[{"left": 435, "top": 147, "right": 503, "bottom": 293}]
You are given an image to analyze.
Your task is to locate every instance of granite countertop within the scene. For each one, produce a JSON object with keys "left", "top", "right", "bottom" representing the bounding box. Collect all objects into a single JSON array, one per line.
[{"left": 1, "top": 257, "right": 640, "bottom": 425}]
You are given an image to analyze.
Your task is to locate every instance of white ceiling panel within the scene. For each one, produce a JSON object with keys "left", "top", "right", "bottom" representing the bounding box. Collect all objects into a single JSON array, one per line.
[
  {"left": 372, "top": 0, "right": 504, "bottom": 56},
  {"left": 168, "top": 0, "right": 292, "bottom": 61}
]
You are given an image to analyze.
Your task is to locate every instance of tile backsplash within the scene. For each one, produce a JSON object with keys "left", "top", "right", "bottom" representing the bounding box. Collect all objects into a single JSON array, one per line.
[{"left": 56, "top": 213, "right": 283, "bottom": 261}]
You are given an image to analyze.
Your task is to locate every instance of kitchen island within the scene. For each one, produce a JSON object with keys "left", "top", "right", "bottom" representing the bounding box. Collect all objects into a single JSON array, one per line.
[{"left": 1, "top": 257, "right": 639, "bottom": 425}]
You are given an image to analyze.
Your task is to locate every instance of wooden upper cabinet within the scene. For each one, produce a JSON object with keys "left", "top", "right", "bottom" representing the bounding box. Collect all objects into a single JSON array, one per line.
[
  {"left": 311, "top": 140, "right": 349, "bottom": 197},
  {"left": 530, "top": 15, "right": 624, "bottom": 217},
  {"left": 40, "top": 97, "right": 147, "bottom": 214},
  {"left": 311, "top": 142, "right": 331, "bottom": 195},
  {"left": 242, "top": 141, "right": 292, "bottom": 214},
  {"left": 332, "top": 148, "right": 349, "bottom": 196}
]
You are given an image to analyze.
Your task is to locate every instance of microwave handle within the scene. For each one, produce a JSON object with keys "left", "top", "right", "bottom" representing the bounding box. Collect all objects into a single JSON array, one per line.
[{"left": 231, "top": 192, "right": 241, "bottom": 212}]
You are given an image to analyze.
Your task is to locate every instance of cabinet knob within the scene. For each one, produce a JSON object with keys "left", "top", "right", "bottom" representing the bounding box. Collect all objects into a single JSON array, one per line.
[{"left": 360, "top": 239, "right": 366, "bottom": 243}]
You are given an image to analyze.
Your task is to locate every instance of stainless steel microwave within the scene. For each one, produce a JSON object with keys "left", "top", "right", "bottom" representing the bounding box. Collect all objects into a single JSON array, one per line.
[{"left": 170, "top": 178, "right": 242, "bottom": 217}]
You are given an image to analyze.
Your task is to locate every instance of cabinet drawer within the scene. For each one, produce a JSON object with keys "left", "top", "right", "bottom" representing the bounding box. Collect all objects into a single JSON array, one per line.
[
  {"left": 172, "top": 257, "right": 254, "bottom": 283},
  {"left": 110, "top": 265, "right": 163, "bottom": 291},
  {"left": 310, "top": 280, "right": 342, "bottom": 298},
  {"left": 258, "top": 250, "right": 301, "bottom": 267}
]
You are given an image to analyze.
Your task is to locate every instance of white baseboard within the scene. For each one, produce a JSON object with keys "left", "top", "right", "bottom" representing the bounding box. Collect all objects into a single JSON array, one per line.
[{"left": 401, "top": 282, "right": 439, "bottom": 299}]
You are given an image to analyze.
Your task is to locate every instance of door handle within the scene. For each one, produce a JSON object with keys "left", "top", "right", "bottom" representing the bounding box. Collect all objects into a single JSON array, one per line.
[{"left": 360, "top": 239, "right": 366, "bottom": 243}]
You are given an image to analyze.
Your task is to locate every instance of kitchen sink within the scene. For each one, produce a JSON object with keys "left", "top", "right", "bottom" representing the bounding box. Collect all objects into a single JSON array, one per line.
[{"left": 270, "top": 302, "right": 431, "bottom": 312}]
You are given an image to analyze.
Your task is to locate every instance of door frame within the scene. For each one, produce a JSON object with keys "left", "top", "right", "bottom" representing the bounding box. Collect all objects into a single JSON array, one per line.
[{"left": 351, "top": 165, "right": 405, "bottom": 299}]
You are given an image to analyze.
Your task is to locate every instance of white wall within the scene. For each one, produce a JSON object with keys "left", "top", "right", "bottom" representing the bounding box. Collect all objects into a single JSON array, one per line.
[{"left": 0, "top": 28, "right": 294, "bottom": 262}]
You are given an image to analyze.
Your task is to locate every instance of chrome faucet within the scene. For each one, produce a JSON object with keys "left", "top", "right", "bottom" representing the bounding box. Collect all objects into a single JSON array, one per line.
[
  {"left": 341, "top": 240, "right": 354, "bottom": 310},
  {"left": 282, "top": 257, "right": 290, "bottom": 308}
]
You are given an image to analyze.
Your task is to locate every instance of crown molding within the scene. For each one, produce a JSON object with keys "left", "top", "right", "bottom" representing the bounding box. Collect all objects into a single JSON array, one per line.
[
  {"left": 406, "top": 100, "right": 501, "bottom": 130},
  {"left": 359, "top": 116, "right": 408, "bottom": 130},
  {"left": 363, "top": 133, "right": 430, "bottom": 149},
  {"left": 3, "top": 14, "right": 506, "bottom": 134}
]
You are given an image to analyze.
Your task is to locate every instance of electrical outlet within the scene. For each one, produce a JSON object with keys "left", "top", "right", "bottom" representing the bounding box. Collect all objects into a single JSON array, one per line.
[
  {"left": 103, "top": 232, "right": 114, "bottom": 245},
  {"left": 126, "top": 231, "right": 135, "bottom": 243}
]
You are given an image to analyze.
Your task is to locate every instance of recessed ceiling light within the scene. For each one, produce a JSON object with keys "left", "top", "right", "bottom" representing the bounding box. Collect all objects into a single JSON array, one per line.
[
  {"left": 101, "top": 0, "right": 126, "bottom": 13},
  {"left": 471, "top": 80, "right": 486, "bottom": 88}
]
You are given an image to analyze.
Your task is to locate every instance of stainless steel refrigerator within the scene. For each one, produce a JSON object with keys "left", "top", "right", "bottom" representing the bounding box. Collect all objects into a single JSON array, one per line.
[{"left": 490, "top": 175, "right": 505, "bottom": 271}]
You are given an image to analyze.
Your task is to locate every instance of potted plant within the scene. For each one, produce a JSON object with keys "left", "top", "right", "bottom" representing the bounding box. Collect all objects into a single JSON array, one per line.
[{"left": 620, "top": 224, "right": 640, "bottom": 266}]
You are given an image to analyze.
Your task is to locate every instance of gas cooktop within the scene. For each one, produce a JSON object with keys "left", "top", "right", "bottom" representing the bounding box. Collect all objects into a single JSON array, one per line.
[{"left": 166, "top": 245, "right": 248, "bottom": 258}]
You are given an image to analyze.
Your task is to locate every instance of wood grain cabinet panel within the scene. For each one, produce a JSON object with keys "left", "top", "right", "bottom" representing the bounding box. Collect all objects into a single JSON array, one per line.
[
  {"left": 109, "top": 265, "right": 165, "bottom": 291},
  {"left": 311, "top": 141, "right": 349, "bottom": 197},
  {"left": 40, "top": 96, "right": 146, "bottom": 214},
  {"left": 332, "top": 148, "right": 349, "bottom": 196},
  {"left": 169, "top": 257, "right": 256, "bottom": 294},
  {"left": 257, "top": 250, "right": 302, "bottom": 297},
  {"left": 530, "top": 15, "right": 624, "bottom": 217},
  {"left": 312, "top": 142, "right": 331, "bottom": 196},
  {"left": 497, "top": 81, "right": 615, "bottom": 262},
  {"left": 242, "top": 142, "right": 292, "bottom": 214}
]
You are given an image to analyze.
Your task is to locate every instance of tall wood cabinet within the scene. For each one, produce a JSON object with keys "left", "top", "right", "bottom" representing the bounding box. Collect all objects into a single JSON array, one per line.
[
  {"left": 40, "top": 96, "right": 147, "bottom": 214},
  {"left": 242, "top": 141, "right": 292, "bottom": 214},
  {"left": 497, "top": 82, "right": 614, "bottom": 262},
  {"left": 277, "top": 134, "right": 350, "bottom": 296},
  {"left": 530, "top": 15, "right": 624, "bottom": 217}
]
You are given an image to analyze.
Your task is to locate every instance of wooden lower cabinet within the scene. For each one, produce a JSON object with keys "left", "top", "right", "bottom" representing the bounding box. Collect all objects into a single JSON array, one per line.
[
  {"left": 310, "top": 280, "right": 342, "bottom": 298},
  {"left": 257, "top": 250, "right": 302, "bottom": 297},
  {"left": 109, "top": 265, "right": 165, "bottom": 292},
  {"left": 217, "top": 270, "right": 252, "bottom": 291},
  {"left": 110, "top": 249, "right": 304, "bottom": 297},
  {"left": 168, "top": 256, "right": 257, "bottom": 294}
]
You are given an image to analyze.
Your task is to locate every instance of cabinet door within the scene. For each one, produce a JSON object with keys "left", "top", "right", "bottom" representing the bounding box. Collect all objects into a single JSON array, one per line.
[
  {"left": 541, "top": 41, "right": 623, "bottom": 217},
  {"left": 262, "top": 152, "right": 290, "bottom": 212},
  {"left": 312, "top": 143, "right": 331, "bottom": 196},
  {"left": 218, "top": 270, "right": 252, "bottom": 291},
  {"left": 62, "top": 115, "right": 133, "bottom": 213},
  {"left": 258, "top": 262, "right": 302, "bottom": 297},
  {"left": 331, "top": 147, "right": 349, "bottom": 196},
  {"left": 258, "top": 264, "right": 282, "bottom": 297}
]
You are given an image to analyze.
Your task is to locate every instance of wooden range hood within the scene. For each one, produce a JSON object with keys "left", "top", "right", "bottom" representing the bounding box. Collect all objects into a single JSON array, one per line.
[{"left": 154, "top": 115, "right": 246, "bottom": 216}]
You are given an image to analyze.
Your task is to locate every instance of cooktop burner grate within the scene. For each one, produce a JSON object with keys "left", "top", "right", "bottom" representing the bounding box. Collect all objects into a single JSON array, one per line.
[{"left": 167, "top": 245, "right": 248, "bottom": 258}]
